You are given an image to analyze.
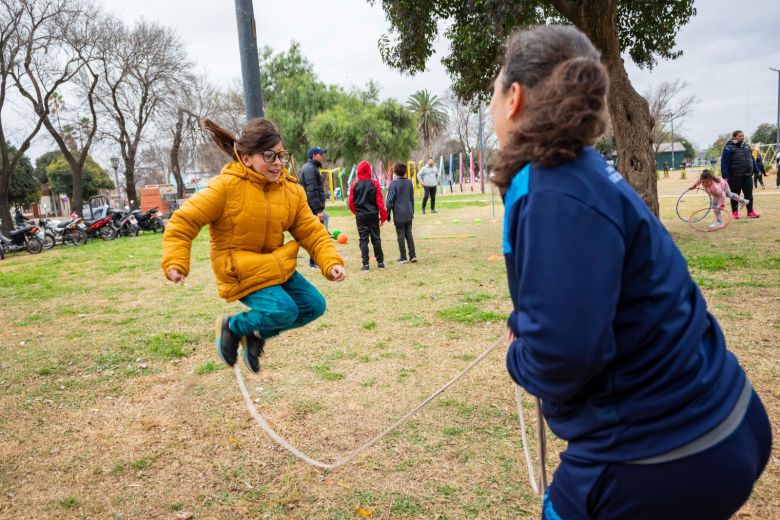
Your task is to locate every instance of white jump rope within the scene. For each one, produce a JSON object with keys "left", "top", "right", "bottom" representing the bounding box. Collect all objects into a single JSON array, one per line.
[{"left": 234, "top": 334, "right": 548, "bottom": 493}]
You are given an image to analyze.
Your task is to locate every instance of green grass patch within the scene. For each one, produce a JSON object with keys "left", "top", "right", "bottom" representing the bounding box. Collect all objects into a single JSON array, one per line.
[
  {"left": 141, "top": 332, "right": 194, "bottom": 359},
  {"left": 436, "top": 484, "right": 459, "bottom": 496},
  {"left": 686, "top": 254, "right": 749, "bottom": 271},
  {"left": 58, "top": 496, "right": 79, "bottom": 509},
  {"left": 390, "top": 494, "right": 423, "bottom": 516},
  {"left": 361, "top": 321, "right": 376, "bottom": 330},
  {"left": 309, "top": 363, "right": 345, "bottom": 381},
  {"left": 443, "top": 426, "right": 467, "bottom": 436},
  {"left": 438, "top": 304, "right": 504, "bottom": 324},
  {"left": 461, "top": 292, "right": 492, "bottom": 303},
  {"left": 195, "top": 361, "right": 224, "bottom": 375},
  {"left": 398, "top": 313, "right": 430, "bottom": 326},
  {"left": 130, "top": 457, "right": 151, "bottom": 471}
]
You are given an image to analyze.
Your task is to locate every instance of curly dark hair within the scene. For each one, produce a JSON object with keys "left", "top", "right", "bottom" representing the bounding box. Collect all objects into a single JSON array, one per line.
[
  {"left": 393, "top": 163, "right": 408, "bottom": 177},
  {"left": 492, "top": 25, "right": 609, "bottom": 190}
]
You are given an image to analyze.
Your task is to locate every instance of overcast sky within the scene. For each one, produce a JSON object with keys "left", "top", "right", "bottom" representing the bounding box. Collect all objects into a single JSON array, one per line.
[{"left": 12, "top": 0, "right": 780, "bottom": 161}]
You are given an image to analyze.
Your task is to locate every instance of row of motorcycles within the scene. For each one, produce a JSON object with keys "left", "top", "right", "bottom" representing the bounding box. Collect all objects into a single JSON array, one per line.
[{"left": 1, "top": 200, "right": 166, "bottom": 259}]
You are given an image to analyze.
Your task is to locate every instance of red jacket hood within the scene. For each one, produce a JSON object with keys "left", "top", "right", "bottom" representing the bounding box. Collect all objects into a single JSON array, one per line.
[{"left": 357, "top": 161, "right": 372, "bottom": 180}]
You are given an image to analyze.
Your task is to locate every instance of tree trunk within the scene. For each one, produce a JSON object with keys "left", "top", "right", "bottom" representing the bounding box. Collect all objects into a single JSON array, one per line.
[
  {"left": 0, "top": 173, "right": 11, "bottom": 235},
  {"left": 575, "top": 1, "right": 659, "bottom": 215},
  {"left": 170, "top": 108, "right": 186, "bottom": 199},
  {"left": 125, "top": 156, "right": 139, "bottom": 209}
]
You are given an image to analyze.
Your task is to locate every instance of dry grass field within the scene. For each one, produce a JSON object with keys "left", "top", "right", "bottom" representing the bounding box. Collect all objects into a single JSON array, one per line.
[{"left": 0, "top": 176, "right": 778, "bottom": 519}]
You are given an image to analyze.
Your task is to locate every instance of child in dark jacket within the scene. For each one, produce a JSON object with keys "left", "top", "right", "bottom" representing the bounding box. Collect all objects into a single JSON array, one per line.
[
  {"left": 348, "top": 161, "right": 387, "bottom": 271},
  {"left": 385, "top": 163, "right": 417, "bottom": 263}
]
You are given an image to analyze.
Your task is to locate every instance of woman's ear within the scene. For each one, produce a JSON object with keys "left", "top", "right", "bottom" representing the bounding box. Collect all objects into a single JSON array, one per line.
[{"left": 507, "top": 82, "right": 524, "bottom": 120}]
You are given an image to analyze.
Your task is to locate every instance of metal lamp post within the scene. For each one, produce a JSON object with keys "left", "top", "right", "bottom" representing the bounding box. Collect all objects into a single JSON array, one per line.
[
  {"left": 770, "top": 67, "right": 780, "bottom": 157},
  {"left": 234, "top": 0, "right": 264, "bottom": 119},
  {"left": 110, "top": 156, "right": 121, "bottom": 206}
]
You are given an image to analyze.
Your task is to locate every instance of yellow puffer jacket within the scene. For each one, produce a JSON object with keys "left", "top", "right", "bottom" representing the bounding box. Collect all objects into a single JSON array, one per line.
[{"left": 161, "top": 161, "right": 343, "bottom": 302}]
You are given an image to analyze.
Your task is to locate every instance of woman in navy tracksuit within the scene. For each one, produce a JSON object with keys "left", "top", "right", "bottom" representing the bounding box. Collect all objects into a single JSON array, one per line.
[{"left": 491, "top": 25, "right": 771, "bottom": 519}]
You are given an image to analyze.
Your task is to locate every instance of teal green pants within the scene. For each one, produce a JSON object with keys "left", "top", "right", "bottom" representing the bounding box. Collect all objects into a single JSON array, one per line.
[{"left": 228, "top": 272, "right": 326, "bottom": 339}]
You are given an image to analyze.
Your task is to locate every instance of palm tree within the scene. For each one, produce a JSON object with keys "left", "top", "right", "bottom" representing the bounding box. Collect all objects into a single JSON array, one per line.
[
  {"left": 49, "top": 92, "right": 65, "bottom": 131},
  {"left": 406, "top": 90, "right": 448, "bottom": 156}
]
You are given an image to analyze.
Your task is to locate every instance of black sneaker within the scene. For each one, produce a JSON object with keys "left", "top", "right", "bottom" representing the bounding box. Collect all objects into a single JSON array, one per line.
[
  {"left": 410, "top": 257, "right": 418, "bottom": 263},
  {"left": 241, "top": 332, "right": 265, "bottom": 373},
  {"left": 215, "top": 316, "right": 240, "bottom": 366},
  {"left": 360, "top": 264, "right": 369, "bottom": 272},
  {"left": 378, "top": 262, "right": 385, "bottom": 269},
  {"left": 397, "top": 258, "right": 408, "bottom": 264},
  {"left": 421, "top": 209, "right": 426, "bottom": 214}
]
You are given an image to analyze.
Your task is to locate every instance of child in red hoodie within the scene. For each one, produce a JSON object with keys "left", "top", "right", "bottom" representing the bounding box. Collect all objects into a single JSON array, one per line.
[{"left": 348, "top": 161, "right": 388, "bottom": 271}]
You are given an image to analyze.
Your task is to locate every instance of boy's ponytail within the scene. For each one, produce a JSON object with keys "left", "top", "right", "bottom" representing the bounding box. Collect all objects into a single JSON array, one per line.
[{"left": 492, "top": 25, "right": 608, "bottom": 190}]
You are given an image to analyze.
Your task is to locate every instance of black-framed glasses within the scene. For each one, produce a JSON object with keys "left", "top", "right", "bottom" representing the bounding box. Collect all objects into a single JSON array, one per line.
[{"left": 261, "top": 150, "right": 291, "bottom": 163}]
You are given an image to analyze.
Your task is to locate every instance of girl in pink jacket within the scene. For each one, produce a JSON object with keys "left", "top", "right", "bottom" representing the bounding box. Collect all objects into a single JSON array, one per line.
[{"left": 690, "top": 170, "right": 748, "bottom": 227}]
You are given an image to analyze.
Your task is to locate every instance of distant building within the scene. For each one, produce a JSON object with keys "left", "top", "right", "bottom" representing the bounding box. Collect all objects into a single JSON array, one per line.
[
  {"left": 655, "top": 142, "right": 687, "bottom": 170},
  {"left": 178, "top": 171, "right": 216, "bottom": 194}
]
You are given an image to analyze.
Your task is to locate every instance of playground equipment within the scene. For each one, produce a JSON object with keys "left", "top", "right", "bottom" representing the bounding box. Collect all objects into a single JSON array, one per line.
[{"left": 309, "top": 148, "right": 494, "bottom": 203}]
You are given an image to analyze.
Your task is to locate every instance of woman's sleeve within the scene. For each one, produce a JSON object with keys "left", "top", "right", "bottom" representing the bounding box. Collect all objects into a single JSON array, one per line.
[{"left": 506, "top": 192, "right": 624, "bottom": 402}]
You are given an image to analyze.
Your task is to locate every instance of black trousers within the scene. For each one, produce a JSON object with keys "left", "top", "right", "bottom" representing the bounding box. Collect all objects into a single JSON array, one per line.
[
  {"left": 394, "top": 220, "right": 416, "bottom": 260},
  {"left": 728, "top": 174, "right": 754, "bottom": 212},
  {"left": 422, "top": 186, "right": 437, "bottom": 211},
  {"left": 753, "top": 172, "right": 764, "bottom": 188},
  {"left": 356, "top": 214, "right": 383, "bottom": 265}
]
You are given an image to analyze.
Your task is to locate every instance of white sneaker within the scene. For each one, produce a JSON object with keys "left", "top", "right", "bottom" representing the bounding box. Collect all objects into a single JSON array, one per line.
[{"left": 708, "top": 221, "right": 723, "bottom": 229}]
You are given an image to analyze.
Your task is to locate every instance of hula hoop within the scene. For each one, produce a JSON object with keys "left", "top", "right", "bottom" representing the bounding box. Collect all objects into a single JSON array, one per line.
[
  {"left": 687, "top": 205, "right": 731, "bottom": 232},
  {"left": 676, "top": 188, "right": 712, "bottom": 223}
]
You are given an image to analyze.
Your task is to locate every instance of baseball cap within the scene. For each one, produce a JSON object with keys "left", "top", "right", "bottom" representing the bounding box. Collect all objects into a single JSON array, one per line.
[{"left": 307, "top": 147, "right": 327, "bottom": 159}]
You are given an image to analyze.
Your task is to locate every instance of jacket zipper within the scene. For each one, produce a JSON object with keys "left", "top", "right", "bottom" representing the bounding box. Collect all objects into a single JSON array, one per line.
[{"left": 265, "top": 184, "right": 285, "bottom": 278}]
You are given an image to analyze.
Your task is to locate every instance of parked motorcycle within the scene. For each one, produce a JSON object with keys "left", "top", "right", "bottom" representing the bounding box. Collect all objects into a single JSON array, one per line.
[
  {"left": 83, "top": 214, "right": 117, "bottom": 241},
  {"left": 111, "top": 208, "right": 139, "bottom": 237},
  {"left": 36, "top": 219, "right": 56, "bottom": 250},
  {"left": 132, "top": 207, "right": 165, "bottom": 233},
  {"left": 40, "top": 214, "right": 86, "bottom": 246},
  {"left": 0, "top": 223, "right": 43, "bottom": 256}
]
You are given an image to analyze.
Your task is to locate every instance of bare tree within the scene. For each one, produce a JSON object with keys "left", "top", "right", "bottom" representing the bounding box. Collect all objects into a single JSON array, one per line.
[
  {"left": 0, "top": 0, "right": 48, "bottom": 233},
  {"left": 644, "top": 79, "right": 698, "bottom": 152},
  {"left": 444, "top": 90, "right": 497, "bottom": 155},
  {"left": 95, "top": 19, "right": 190, "bottom": 209},
  {"left": 168, "top": 73, "right": 216, "bottom": 198},
  {"left": 11, "top": 0, "right": 103, "bottom": 218}
]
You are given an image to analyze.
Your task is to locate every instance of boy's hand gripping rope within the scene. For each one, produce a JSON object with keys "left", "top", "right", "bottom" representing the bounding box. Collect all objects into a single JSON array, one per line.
[{"left": 234, "top": 334, "right": 548, "bottom": 493}]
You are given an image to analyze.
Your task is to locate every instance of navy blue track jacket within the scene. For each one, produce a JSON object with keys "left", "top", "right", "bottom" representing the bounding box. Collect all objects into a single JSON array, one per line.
[{"left": 503, "top": 147, "right": 746, "bottom": 462}]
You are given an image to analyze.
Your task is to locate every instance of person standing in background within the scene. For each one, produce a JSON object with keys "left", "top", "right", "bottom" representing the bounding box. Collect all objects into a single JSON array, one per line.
[
  {"left": 720, "top": 131, "right": 759, "bottom": 219},
  {"left": 298, "top": 146, "right": 328, "bottom": 267},
  {"left": 417, "top": 158, "right": 439, "bottom": 214}
]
